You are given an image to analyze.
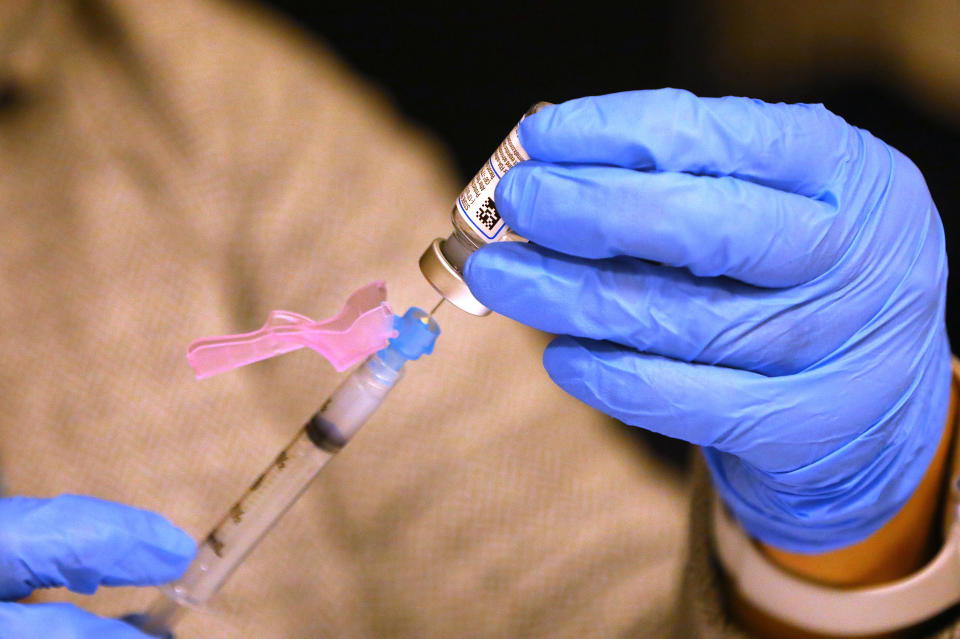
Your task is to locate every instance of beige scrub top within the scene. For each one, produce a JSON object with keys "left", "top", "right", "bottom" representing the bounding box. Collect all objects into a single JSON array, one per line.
[{"left": 0, "top": 2, "right": 687, "bottom": 637}]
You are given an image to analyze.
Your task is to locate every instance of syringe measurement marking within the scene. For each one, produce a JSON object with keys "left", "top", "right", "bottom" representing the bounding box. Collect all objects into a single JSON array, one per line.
[
  {"left": 206, "top": 532, "right": 225, "bottom": 557},
  {"left": 206, "top": 444, "right": 300, "bottom": 556},
  {"left": 198, "top": 428, "right": 331, "bottom": 561},
  {"left": 232, "top": 448, "right": 292, "bottom": 522}
]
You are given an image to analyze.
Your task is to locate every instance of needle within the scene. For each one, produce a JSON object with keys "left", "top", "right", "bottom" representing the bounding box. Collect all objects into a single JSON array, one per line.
[{"left": 428, "top": 298, "right": 445, "bottom": 317}]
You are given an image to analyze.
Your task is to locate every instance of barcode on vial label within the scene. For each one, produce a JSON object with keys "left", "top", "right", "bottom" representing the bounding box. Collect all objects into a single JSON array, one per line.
[
  {"left": 475, "top": 197, "right": 500, "bottom": 232},
  {"left": 456, "top": 125, "right": 529, "bottom": 241}
]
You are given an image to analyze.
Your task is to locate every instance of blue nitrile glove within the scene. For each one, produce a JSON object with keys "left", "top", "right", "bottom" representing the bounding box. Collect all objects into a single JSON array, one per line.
[
  {"left": 463, "top": 89, "right": 952, "bottom": 552},
  {"left": 0, "top": 494, "right": 195, "bottom": 637}
]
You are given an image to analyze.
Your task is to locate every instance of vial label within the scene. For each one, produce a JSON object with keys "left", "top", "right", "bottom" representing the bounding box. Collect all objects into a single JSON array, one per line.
[{"left": 455, "top": 124, "right": 529, "bottom": 241}]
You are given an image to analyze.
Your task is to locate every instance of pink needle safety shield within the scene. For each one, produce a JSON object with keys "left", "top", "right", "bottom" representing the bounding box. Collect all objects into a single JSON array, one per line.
[{"left": 187, "top": 282, "right": 397, "bottom": 379}]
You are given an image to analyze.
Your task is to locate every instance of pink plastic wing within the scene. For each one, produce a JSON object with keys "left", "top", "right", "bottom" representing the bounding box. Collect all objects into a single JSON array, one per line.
[{"left": 186, "top": 281, "right": 396, "bottom": 379}]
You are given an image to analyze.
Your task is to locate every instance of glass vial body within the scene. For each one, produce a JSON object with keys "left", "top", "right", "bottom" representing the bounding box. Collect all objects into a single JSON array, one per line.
[{"left": 420, "top": 102, "right": 550, "bottom": 316}]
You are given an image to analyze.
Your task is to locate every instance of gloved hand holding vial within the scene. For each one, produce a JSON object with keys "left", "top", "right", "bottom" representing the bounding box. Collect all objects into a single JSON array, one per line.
[{"left": 463, "top": 89, "right": 951, "bottom": 553}]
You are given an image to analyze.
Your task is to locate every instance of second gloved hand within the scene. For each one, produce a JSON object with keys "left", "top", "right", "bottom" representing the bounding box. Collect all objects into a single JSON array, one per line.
[
  {"left": 0, "top": 494, "right": 195, "bottom": 638},
  {"left": 463, "top": 89, "right": 951, "bottom": 552}
]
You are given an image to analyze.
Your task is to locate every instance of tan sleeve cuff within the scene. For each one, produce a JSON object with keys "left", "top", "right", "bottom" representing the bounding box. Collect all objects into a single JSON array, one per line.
[{"left": 674, "top": 358, "right": 960, "bottom": 638}]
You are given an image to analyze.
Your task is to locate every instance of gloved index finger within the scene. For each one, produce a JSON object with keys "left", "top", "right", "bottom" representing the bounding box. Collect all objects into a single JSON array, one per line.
[
  {"left": 520, "top": 89, "right": 852, "bottom": 198},
  {"left": 0, "top": 495, "right": 195, "bottom": 601}
]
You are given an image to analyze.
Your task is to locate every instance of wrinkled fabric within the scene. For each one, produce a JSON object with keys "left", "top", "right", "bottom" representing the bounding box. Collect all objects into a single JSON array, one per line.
[
  {"left": 465, "top": 89, "right": 952, "bottom": 551},
  {"left": 186, "top": 281, "right": 396, "bottom": 378},
  {"left": 0, "top": 495, "right": 193, "bottom": 637},
  {"left": 0, "top": 3, "right": 686, "bottom": 638}
]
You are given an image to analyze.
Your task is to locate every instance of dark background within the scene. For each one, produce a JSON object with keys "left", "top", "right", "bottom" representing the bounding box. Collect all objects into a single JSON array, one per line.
[
  {"left": 264, "top": 2, "right": 701, "bottom": 177},
  {"left": 262, "top": 0, "right": 960, "bottom": 347},
  {"left": 258, "top": 2, "right": 960, "bottom": 464}
]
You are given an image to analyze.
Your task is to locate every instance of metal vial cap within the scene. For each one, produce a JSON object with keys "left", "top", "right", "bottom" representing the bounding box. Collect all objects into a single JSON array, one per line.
[{"left": 418, "top": 238, "right": 491, "bottom": 316}]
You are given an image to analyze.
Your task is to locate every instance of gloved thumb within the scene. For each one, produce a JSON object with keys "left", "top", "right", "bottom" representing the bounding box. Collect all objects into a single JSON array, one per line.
[{"left": 0, "top": 495, "right": 195, "bottom": 601}]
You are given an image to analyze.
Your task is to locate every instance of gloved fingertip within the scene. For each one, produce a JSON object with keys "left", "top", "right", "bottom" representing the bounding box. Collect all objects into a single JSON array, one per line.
[
  {"left": 164, "top": 526, "right": 197, "bottom": 568},
  {"left": 462, "top": 246, "right": 486, "bottom": 286},
  {"left": 132, "top": 518, "right": 195, "bottom": 585},
  {"left": 52, "top": 496, "right": 197, "bottom": 588},
  {"left": 543, "top": 335, "right": 588, "bottom": 386},
  {"left": 463, "top": 245, "right": 506, "bottom": 303},
  {"left": 517, "top": 107, "right": 552, "bottom": 160},
  {"left": 496, "top": 161, "right": 557, "bottom": 240},
  {"left": 493, "top": 165, "right": 527, "bottom": 232},
  {"left": 464, "top": 242, "right": 540, "bottom": 313}
]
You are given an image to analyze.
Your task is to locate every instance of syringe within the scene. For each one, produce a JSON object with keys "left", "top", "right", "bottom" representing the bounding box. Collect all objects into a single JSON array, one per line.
[{"left": 137, "top": 307, "right": 440, "bottom": 637}]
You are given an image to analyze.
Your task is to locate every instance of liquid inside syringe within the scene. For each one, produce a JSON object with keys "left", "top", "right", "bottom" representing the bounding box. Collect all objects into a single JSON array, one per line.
[{"left": 137, "top": 307, "right": 440, "bottom": 636}]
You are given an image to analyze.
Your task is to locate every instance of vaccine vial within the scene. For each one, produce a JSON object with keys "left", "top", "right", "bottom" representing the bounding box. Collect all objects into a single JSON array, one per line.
[{"left": 419, "top": 102, "right": 550, "bottom": 315}]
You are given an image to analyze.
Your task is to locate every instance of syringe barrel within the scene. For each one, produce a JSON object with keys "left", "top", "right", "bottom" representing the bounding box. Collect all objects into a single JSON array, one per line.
[
  {"left": 306, "top": 354, "right": 402, "bottom": 450},
  {"left": 141, "top": 353, "right": 402, "bottom": 632},
  {"left": 162, "top": 428, "right": 330, "bottom": 608}
]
